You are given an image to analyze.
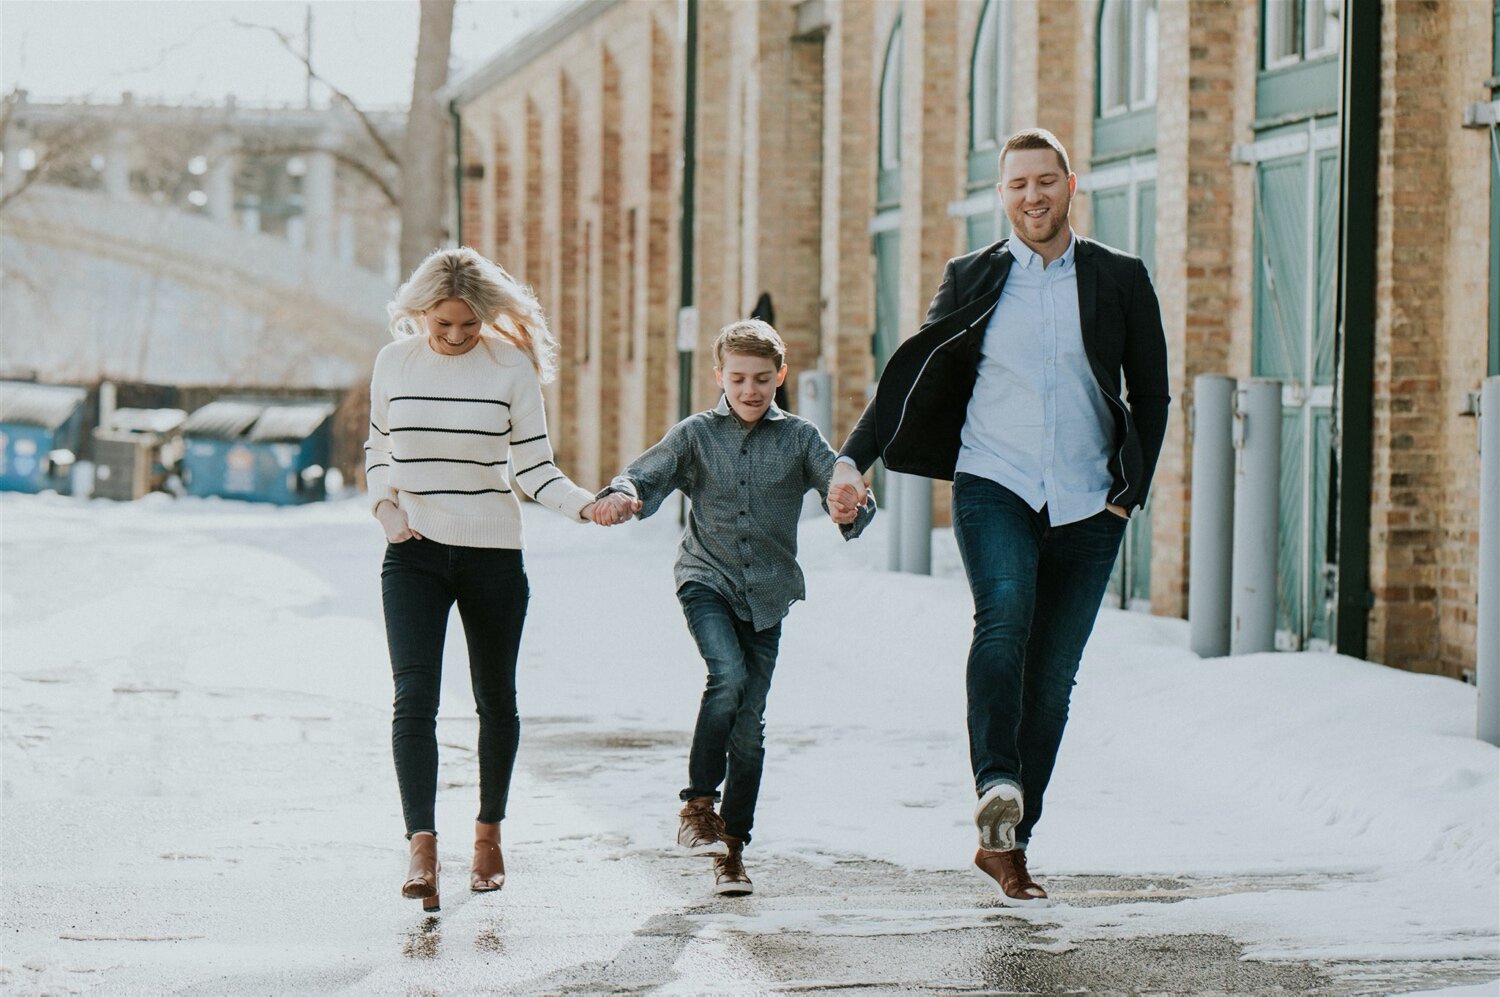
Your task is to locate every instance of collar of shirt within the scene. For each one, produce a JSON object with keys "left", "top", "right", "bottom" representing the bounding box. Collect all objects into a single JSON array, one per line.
[
  {"left": 710, "top": 394, "right": 786, "bottom": 422},
  {"left": 1009, "top": 231, "right": 1077, "bottom": 272}
]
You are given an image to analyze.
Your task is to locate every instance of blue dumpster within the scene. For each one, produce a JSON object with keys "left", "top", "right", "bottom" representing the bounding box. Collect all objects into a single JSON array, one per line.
[
  {"left": 180, "top": 399, "right": 335, "bottom": 505},
  {"left": 0, "top": 380, "right": 87, "bottom": 494}
]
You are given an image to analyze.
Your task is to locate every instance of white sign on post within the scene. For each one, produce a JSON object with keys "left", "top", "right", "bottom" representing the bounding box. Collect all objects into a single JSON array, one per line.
[{"left": 676, "top": 306, "right": 699, "bottom": 353}]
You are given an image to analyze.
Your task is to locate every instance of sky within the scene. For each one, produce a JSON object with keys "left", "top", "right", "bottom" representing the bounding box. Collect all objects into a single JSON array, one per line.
[{"left": 0, "top": 0, "right": 574, "bottom": 109}]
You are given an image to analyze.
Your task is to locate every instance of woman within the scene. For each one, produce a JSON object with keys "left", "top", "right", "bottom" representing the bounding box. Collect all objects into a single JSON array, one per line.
[{"left": 366, "top": 247, "right": 597, "bottom": 912}]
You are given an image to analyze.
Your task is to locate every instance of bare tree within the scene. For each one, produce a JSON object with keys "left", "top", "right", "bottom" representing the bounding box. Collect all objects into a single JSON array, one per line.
[
  {"left": 400, "top": 0, "right": 456, "bottom": 275},
  {"left": 0, "top": 89, "right": 105, "bottom": 215},
  {"left": 237, "top": 0, "right": 455, "bottom": 276}
]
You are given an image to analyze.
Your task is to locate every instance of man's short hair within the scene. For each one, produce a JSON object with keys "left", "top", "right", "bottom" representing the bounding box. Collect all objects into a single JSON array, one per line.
[
  {"left": 999, "top": 128, "right": 1071, "bottom": 176},
  {"left": 713, "top": 319, "right": 786, "bottom": 369}
]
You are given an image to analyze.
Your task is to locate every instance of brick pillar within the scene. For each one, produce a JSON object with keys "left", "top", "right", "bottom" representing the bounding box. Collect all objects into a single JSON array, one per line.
[
  {"left": 747, "top": 0, "right": 824, "bottom": 404},
  {"left": 646, "top": 17, "right": 677, "bottom": 441},
  {"left": 1436, "top": 0, "right": 1491, "bottom": 678},
  {"left": 1150, "top": 0, "right": 1241, "bottom": 618},
  {"left": 692, "top": 0, "right": 738, "bottom": 412},
  {"left": 596, "top": 49, "right": 625, "bottom": 486},
  {"left": 1369, "top": 0, "right": 1451, "bottom": 669},
  {"left": 491, "top": 121, "right": 510, "bottom": 266},
  {"left": 820, "top": 0, "right": 876, "bottom": 442}
]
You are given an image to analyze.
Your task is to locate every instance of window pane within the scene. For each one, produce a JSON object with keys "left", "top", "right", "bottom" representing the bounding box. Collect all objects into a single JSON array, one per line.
[
  {"left": 971, "top": 3, "right": 997, "bottom": 149},
  {"left": 1132, "top": 0, "right": 1158, "bottom": 108},
  {"left": 1307, "top": 0, "right": 1340, "bottom": 56},
  {"left": 881, "top": 25, "right": 903, "bottom": 170},
  {"left": 1265, "top": 0, "right": 1302, "bottom": 66},
  {"left": 1099, "top": 0, "right": 1130, "bottom": 115}
]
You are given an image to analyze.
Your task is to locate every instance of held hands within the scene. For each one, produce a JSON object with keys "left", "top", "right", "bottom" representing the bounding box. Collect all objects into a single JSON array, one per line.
[
  {"left": 375, "top": 500, "right": 423, "bottom": 543},
  {"left": 589, "top": 492, "right": 641, "bottom": 526},
  {"left": 827, "top": 462, "right": 867, "bottom": 526}
]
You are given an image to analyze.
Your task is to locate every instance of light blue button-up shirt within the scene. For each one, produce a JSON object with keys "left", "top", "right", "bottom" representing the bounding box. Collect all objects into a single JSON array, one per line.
[{"left": 956, "top": 235, "right": 1116, "bottom": 526}]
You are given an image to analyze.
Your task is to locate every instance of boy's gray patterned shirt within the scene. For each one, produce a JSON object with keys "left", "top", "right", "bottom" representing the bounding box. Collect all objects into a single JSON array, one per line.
[{"left": 602, "top": 396, "right": 875, "bottom": 631}]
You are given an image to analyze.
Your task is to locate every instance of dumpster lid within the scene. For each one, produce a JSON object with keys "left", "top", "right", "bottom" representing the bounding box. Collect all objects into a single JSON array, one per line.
[
  {"left": 182, "top": 400, "right": 265, "bottom": 439},
  {"left": 104, "top": 408, "right": 187, "bottom": 434},
  {"left": 0, "top": 381, "right": 87, "bottom": 430},
  {"left": 249, "top": 402, "right": 336, "bottom": 442}
]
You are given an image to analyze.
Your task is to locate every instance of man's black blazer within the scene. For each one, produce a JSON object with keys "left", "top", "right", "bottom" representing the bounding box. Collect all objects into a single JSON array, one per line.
[{"left": 839, "top": 235, "right": 1170, "bottom": 510}]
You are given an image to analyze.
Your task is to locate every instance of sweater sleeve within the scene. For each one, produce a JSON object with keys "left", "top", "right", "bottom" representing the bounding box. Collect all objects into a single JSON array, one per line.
[
  {"left": 508, "top": 362, "right": 595, "bottom": 521},
  {"left": 364, "top": 348, "right": 397, "bottom": 513}
]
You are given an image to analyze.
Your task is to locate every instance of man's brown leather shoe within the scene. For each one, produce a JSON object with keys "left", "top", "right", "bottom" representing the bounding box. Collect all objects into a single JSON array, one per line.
[{"left": 974, "top": 847, "right": 1049, "bottom": 906}]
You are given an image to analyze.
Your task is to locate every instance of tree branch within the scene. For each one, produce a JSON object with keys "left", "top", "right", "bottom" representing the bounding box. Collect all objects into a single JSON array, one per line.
[
  {"left": 231, "top": 18, "right": 404, "bottom": 173},
  {"left": 237, "top": 140, "right": 400, "bottom": 208}
]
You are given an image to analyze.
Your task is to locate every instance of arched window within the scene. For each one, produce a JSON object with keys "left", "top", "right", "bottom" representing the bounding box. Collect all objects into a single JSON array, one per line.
[
  {"left": 1098, "top": 0, "right": 1157, "bottom": 118},
  {"left": 1264, "top": 0, "right": 1340, "bottom": 69},
  {"left": 969, "top": 0, "right": 1009, "bottom": 152},
  {"left": 879, "top": 20, "right": 903, "bottom": 172}
]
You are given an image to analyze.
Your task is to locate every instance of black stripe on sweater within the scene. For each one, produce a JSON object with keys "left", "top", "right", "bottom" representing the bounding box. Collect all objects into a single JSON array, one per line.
[
  {"left": 393, "top": 456, "right": 509, "bottom": 467},
  {"left": 515, "top": 459, "right": 553, "bottom": 476},
  {"left": 366, "top": 462, "right": 391, "bottom": 471},
  {"left": 513, "top": 433, "right": 547, "bottom": 445},
  {"left": 532, "top": 475, "right": 565, "bottom": 499},
  {"left": 391, "top": 426, "right": 511, "bottom": 436},
  {"left": 404, "top": 487, "right": 513, "bottom": 496},
  {"left": 370, "top": 420, "right": 389, "bottom": 435},
  {"left": 390, "top": 395, "right": 511, "bottom": 407}
]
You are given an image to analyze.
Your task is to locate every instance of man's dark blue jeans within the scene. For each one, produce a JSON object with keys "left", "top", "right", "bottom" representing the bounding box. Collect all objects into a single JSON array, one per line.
[
  {"left": 676, "top": 581, "right": 782, "bottom": 845},
  {"left": 951, "top": 472, "right": 1126, "bottom": 847},
  {"left": 381, "top": 537, "right": 529, "bottom": 838}
]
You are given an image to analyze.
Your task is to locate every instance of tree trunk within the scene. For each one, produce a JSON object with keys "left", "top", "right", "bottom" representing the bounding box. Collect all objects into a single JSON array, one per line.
[{"left": 399, "top": 0, "right": 455, "bottom": 277}]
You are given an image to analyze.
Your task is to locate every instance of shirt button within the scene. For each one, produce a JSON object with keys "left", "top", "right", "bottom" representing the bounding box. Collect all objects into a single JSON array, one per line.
[
  {"left": 744, "top": 562, "right": 750, "bottom": 568},
  {"left": 740, "top": 480, "right": 746, "bottom": 486},
  {"left": 739, "top": 510, "right": 746, "bottom": 515},
  {"left": 740, "top": 448, "right": 747, "bottom": 455}
]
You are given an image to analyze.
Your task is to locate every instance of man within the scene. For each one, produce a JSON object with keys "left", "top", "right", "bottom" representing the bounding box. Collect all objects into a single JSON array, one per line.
[{"left": 830, "top": 129, "right": 1169, "bottom": 905}]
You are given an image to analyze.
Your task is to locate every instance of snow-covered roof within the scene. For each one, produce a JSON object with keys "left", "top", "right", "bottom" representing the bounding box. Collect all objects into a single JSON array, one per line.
[
  {"left": 0, "top": 380, "right": 86, "bottom": 429},
  {"left": 248, "top": 403, "right": 335, "bottom": 442},
  {"left": 103, "top": 408, "right": 187, "bottom": 435},
  {"left": 181, "top": 401, "right": 264, "bottom": 440}
]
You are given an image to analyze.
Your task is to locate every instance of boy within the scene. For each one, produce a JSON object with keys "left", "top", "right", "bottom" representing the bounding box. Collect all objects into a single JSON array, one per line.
[{"left": 591, "top": 320, "right": 875, "bottom": 896}]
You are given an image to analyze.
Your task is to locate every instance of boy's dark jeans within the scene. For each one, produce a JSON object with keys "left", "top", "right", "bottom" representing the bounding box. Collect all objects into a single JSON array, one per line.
[
  {"left": 381, "top": 537, "right": 529, "bottom": 837},
  {"left": 676, "top": 581, "right": 782, "bottom": 844},
  {"left": 951, "top": 473, "right": 1125, "bottom": 846}
]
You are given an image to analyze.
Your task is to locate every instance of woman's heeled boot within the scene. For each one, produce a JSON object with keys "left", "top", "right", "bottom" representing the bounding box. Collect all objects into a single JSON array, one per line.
[
  {"left": 402, "top": 831, "right": 440, "bottom": 912},
  {"left": 471, "top": 821, "right": 505, "bottom": 892}
]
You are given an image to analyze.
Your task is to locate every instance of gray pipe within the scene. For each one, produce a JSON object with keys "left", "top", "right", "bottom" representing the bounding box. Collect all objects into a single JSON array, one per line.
[
  {"left": 1478, "top": 377, "right": 1499, "bottom": 746},
  {"left": 885, "top": 470, "right": 905, "bottom": 572},
  {"left": 899, "top": 473, "right": 931, "bottom": 575},
  {"left": 1190, "top": 375, "right": 1237, "bottom": 658},
  {"left": 1231, "top": 378, "right": 1281, "bottom": 655}
]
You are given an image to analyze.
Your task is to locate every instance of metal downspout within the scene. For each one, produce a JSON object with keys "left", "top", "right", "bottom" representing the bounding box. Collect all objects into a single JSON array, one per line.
[{"left": 1333, "top": 0, "right": 1379, "bottom": 657}]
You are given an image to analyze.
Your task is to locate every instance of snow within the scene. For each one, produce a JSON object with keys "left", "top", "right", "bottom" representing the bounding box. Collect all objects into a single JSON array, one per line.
[{"left": 1, "top": 491, "right": 1496, "bottom": 990}]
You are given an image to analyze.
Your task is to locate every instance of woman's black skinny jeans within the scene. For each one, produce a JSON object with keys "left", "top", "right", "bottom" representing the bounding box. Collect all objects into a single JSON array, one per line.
[{"left": 381, "top": 537, "right": 529, "bottom": 837}]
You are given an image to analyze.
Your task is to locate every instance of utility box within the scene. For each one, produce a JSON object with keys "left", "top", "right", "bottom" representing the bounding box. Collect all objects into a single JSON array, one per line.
[
  {"left": 0, "top": 380, "right": 87, "bottom": 494},
  {"left": 180, "top": 399, "right": 335, "bottom": 505},
  {"left": 91, "top": 408, "right": 187, "bottom": 501}
]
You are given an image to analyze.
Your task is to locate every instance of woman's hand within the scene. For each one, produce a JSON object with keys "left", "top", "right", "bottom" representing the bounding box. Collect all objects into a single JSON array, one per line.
[{"left": 375, "top": 500, "right": 422, "bottom": 543}]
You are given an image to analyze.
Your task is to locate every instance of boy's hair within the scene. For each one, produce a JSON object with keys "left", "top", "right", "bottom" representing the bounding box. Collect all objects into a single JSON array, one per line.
[
  {"left": 713, "top": 319, "right": 786, "bottom": 369},
  {"left": 999, "top": 127, "right": 1071, "bottom": 176}
]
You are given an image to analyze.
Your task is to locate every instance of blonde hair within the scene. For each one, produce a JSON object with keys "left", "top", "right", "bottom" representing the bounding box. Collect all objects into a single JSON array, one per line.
[
  {"left": 712, "top": 319, "right": 786, "bottom": 369},
  {"left": 387, "top": 246, "right": 560, "bottom": 382}
]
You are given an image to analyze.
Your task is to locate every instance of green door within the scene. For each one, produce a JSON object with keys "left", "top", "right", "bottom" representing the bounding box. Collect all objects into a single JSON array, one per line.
[
  {"left": 1091, "top": 169, "right": 1156, "bottom": 610},
  {"left": 1252, "top": 133, "right": 1338, "bottom": 649}
]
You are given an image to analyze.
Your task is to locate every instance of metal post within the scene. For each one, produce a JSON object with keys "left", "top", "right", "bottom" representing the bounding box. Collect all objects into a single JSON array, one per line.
[
  {"left": 899, "top": 474, "right": 931, "bottom": 575},
  {"left": 797, "top": 370, "right": 833, "bottom": 442},
  {"left": 885, "top": 470, "right": 904, "bottom": 572},
  {"left": 1189, "top": 374, "right": 1237, "bottom": 658},
  {"left": 1478, "top": 377, "right": 1500, "bottom": 746},
  {"left": 1231, "top": 378, "right": 1281, "bottom": 655}
]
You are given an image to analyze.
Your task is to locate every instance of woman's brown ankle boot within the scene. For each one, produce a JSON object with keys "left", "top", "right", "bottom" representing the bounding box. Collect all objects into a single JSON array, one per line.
[
  {"left": 471, "top": 821, "right": 505, "bottom": 892},
  {"left": 402, "top": 831, "right": 440, "bottom": 912}
]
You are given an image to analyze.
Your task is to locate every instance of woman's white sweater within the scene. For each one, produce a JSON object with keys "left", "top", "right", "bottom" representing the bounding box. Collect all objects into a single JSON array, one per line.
[{"left": 365, "top": 335, "right": 594, "bottom": 548}]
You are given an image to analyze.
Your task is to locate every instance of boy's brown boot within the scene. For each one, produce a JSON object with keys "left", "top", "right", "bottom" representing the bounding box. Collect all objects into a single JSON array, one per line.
[
  {"left": 676, "top": 796, "right": 728, "bottom": 856},
  {"left": 712, "top": 835, "right": 753, "bottom": 896}
]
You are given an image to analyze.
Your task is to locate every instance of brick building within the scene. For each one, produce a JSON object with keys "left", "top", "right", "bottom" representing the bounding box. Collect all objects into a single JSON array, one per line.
[{"left": 449, "top": 0, "right": 1491, "bottom": 682}]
